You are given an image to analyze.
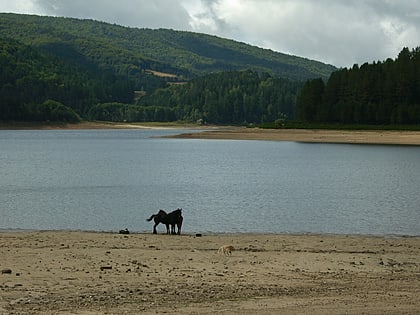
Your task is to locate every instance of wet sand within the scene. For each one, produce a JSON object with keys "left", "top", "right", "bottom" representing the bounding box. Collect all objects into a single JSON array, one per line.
[{"left": 1, "top": 231, "right": 419, "bottom": 314}]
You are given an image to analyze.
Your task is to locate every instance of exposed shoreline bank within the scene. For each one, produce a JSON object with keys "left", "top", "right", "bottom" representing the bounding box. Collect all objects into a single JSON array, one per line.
[
  {"left": 0, "top": 228, "right": 418, "bottom": 238},
  {"left": 2, "top": 121, "right": 420, "bottom": 145},
  {"left": 0, "top": 121, "right": 194, "bottom": 130},
  {"left": 1, "top": 230, "right": 419, "bottom": 314},
  {"left": 170, "top": 127, "right": 420, "bottom": 146}
]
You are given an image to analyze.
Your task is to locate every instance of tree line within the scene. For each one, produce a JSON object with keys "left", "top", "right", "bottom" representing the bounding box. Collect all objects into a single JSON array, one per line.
[
  {"left": 137, "top": 70, "right": 302, "bottom": 124},
  {"left": 0, "top": 35, "right": 301, "bottom": 124},
  {"left": 298, "top": 47, "right": 420, "bottom": 125},
  {"left": 2, "top": 30, "right": 419, "bottom": 126}
]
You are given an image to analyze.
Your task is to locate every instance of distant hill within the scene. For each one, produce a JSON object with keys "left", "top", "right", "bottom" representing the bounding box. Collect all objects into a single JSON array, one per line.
[
  {"left": 0, "top": 13, "right": 336, "bottom": 88},
  {"left": 0, "top": 13, "right": 338, "bottom": 124}
]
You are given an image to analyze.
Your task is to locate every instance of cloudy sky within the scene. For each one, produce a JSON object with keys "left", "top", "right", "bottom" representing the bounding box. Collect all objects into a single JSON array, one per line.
[{"left": 1, "top": 0, "right": 419, "bottom": 67}]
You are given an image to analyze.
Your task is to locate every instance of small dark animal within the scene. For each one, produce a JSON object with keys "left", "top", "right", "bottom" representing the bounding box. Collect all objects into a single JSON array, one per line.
[
  {"left": 119, "top": 228, "right": 129, "bottom": 234},
  {"left": 146, "top": 208, "right": 183, "bottom": 235}
]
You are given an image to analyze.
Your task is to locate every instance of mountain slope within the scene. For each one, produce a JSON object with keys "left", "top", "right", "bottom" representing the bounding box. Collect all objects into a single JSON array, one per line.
[
  {"left": 0, "top": 13, "right": 336, "bottom": 84},
  {"left": 0, "top": 36, "right": 133, "bottom": 120}
]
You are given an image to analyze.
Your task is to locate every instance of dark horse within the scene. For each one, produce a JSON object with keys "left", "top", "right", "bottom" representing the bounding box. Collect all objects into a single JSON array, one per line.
[{"left": 146, "top": 208, "right": 183, "bottom": 235}]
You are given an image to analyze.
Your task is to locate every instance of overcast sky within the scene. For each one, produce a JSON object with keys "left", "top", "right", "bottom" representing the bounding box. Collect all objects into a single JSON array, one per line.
[{"left": 1, "top": 0, "right": 419, "bottom": 67}]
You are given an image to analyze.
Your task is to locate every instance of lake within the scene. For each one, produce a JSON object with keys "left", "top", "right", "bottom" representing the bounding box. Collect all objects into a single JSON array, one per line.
[{"left": 1, "top": 129, "right": 419, "bottom": 236}]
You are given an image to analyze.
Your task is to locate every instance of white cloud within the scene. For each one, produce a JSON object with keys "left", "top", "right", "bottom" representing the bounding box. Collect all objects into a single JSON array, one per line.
[
  {"left": 1, "top": 0, "right": 419, "bottom": 67},
  {"left": 31, "top": 0, "right": 192, "bottom": 30},
  {"left": 0, "top": 0, "right": 42, "bottom": 14}
]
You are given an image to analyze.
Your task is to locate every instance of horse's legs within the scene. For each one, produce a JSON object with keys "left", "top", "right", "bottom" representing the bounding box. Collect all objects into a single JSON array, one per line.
[
  {"left": 153, "top": 218, "right": 160, "bottom": 234},
  {"left": 177, "top": 217, "right": 183, "bottom": 235},
  {"left": 165, "top": 224, "right": 170, "bottom": 234}
]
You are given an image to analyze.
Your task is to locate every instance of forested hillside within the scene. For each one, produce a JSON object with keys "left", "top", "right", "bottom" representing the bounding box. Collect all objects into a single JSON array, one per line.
[
  {"left": 89, "top": 71, "right": 302, "bottom": 123},
  {"left": 0, "top": 37, "right": 134, "bottom": 121},
  {"left": 0, "top": 13, "right": 334, "bottom": 123},
  {"left": 297, "top": 47, "right": 420, "bottom": 125},
  {"left": 3, "top": 13, "right": 418, "bottom": 126},
  {"left": 0, "top": 13, "right": 335, "bottom": 83}
]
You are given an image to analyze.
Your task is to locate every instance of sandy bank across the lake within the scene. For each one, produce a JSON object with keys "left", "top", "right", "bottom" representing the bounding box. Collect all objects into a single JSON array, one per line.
[
  {"left": 2, "top": 121, "right": 420, "bottom": 145},
  {"left": 1, "top": 231, "right": 419, "bottom": 314},
  {"left": 0, "top": 121, "right": 183, "bottom": 130},
  {"left": 171, "top": 128, "right": 420, "bottom": 146}
]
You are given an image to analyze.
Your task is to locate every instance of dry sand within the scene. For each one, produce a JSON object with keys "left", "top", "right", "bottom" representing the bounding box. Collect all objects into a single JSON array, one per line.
[
  {"left": 1, "top": 231, "right": 419, "bottom": 314},
  {"left": 0, "top": 121, "right": 169, "bottom": 130},
  {"left": 171, "top": 128, "right": 420, "bottom": 146}
]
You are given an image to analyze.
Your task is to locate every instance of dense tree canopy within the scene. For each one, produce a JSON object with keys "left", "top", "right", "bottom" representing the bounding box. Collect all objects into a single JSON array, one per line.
[
  {"left": 0, "top": 35, "right": 301, "bottom": 123},
  {"left": 0, "top": 37, "right": 133, "bottom": 121},
  {"left": 138, "top": 71, "right": 302, "bottom": 124},
  {"left": 0, "top": 13, "right": 335, "bottom": 124},
  {"left": 298, "top": 47, "right": 420, "bottom": 125},
  {"left": 2, "top": 14, "right": 419, "bottom": 126},
  {"left": 0, "top": 13, "right": 336, "bottom": 83}
]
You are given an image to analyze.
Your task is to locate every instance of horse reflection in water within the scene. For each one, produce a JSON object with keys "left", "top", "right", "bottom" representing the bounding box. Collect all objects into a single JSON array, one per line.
[{"left": 146, "top": 208, "right": 183, "bottom": 235}]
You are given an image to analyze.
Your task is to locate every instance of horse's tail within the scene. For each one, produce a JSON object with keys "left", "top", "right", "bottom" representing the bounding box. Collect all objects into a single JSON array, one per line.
[{"left": 146, "top": 214, "right": 156, "bottom": 222}]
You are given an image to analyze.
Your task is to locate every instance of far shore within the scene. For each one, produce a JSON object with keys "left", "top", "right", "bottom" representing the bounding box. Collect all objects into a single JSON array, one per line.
[
  {"left": 1, "top": 121, "right": 420, "bottom": 145},
  {"left": 0, "top": 121, "right": 200, "bottom": 130},
  {"left": 170, "top": 127, "right": 420, "bottom": 146}
]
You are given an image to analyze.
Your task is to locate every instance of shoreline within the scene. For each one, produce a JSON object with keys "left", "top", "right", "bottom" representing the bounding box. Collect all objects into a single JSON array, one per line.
[
  {"left": 1, "top": 230, "right": 419, "bottom": 314},
  {"left": 2, "top": 121, "right": 420, "bottom": 145},
  {"left": 1, "top": 228, "right": 418, "bottom": 238},
  {"left": 0, "top": 121, "right": 206, "bottom": 130},
  {"left": 170, "top": 127, "right": 420, "bottom": 146}
]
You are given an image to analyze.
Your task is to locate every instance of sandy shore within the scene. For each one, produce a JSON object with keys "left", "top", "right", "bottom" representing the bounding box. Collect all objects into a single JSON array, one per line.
[
  {"left": 1, "top": 231, "right": 419, "bottom": 314},
  {"left": 0, "top": 121, "right": 184, "bottom": 130},
  {"left": 2, "top": 121, "right": 420, "bottom": 145},
  {"left": 171, "top": 128, "right": 420, "bottom": 146}
]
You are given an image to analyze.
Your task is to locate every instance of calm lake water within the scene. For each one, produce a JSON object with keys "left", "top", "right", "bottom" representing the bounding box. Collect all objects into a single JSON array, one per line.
[{"left": 1, "top": 129, "right": 419, "bottom": 236}]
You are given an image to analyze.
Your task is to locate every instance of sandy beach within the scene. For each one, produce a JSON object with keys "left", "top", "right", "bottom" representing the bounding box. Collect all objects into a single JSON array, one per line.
[
  {"left": 171, "top": 128, "right": 420, "bottom": 146},
  {"left": 1, "top": 231, "right": 419, "bottom": 314},
  {"left": 0, "top": 121, "right": 173, "bottom": 130}
]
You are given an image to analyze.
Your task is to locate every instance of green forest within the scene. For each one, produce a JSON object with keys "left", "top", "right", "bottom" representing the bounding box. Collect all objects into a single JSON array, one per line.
[
  {"left": 0, "top": 13, "right": 419, "bottom": 126},
  {"left": 140, "top": 70, "right": 301, "bottom": 124},
  {"left": 298, "top": 47, "right": 420, "bottom": 125},
  {"left": 0, "top": 37, "right": 133, "bottom": 121},
  {"left": 98, "top": 71, "right": 302, "bottom": 124},
  {"left": 0, "top": 35, "right": 301, "bottom": 123},
  {"left": 0, "top": 13, "right": 332, "bottom": 124},
  {"left": 0, "top": 13, "right": 334, "bottom": 83}
]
